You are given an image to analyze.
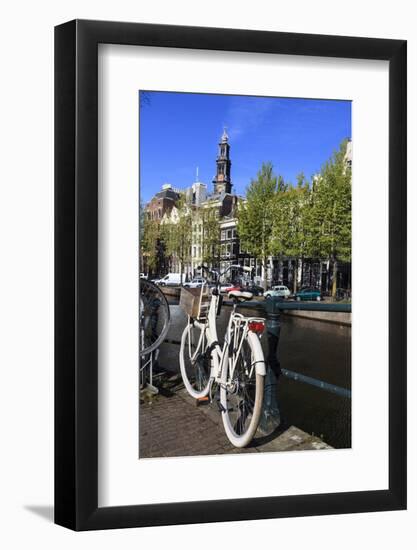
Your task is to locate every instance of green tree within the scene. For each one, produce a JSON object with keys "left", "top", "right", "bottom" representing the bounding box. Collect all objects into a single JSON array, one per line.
[
  {"left": 161, "top": 197, "right": 192, "bottom": 284},
  {"left": 307, "top": 140, "right": 352, "bottom": 296},
  {"left": 139, "top": 201, "right": 145, "bottom": 273},
  {"left": 237, "top": 162, "right": 279, "bottom": 289},
  {"left": 272, "top": 173, "right": 310, "bottom": 292},
  {"left": 142, "top": 217, "right": 162, "bottom": 276},
  {"left": 201, "top": 207, "right": 220, "bottom": 267},
  {"left": 270, "top": 184, "right": 290, "bottom": 259}
]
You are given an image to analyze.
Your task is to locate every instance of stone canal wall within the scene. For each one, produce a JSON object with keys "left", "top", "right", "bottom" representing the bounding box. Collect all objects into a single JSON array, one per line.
[{"left": 282, "top": 309, "right": 351, "bottom": 326}]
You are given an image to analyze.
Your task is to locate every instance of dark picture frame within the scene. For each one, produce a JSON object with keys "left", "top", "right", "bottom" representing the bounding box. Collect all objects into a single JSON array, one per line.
[{"left": 55, "top": 19, "right": 407, "bottom": 531}]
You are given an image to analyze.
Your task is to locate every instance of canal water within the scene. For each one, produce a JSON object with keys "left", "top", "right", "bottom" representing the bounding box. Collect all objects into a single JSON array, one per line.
[
  {"left": 277, "top": 314, "right": 351, "bottom": 449},
  {"left": 158, "top": 301, "right": 351, "bottom": 449}
]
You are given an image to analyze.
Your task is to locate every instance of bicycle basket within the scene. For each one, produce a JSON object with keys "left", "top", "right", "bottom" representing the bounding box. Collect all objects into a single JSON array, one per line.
[{"left": 179, "top": 286, "right": 210, "bottom": 320}]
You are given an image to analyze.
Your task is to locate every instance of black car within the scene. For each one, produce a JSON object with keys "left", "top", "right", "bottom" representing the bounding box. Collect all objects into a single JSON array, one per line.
[{"left": 244, "top": 284, "right": 264, "bottom": 296}]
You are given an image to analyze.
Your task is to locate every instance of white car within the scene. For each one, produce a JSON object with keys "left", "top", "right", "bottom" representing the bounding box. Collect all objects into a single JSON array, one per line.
[
  {"left": 264, "top": 285, "right": 291, "bottom": 299},
  {"left": 220, "top": 283, "right": 237, "bottom": 294},
  {"left": 153, "top": 273, "right": 182, "bottom": 286},
  {"left": 183, "top": 277, "right": 207, "bottom": 289}
]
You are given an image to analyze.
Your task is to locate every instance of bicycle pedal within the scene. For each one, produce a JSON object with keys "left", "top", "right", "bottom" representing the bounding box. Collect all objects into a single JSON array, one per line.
[{"left": 195, "top": 396, "right": 209, "bottom": 407}]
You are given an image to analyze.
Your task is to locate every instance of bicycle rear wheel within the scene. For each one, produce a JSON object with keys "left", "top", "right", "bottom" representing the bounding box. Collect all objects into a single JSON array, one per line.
[
  {"left": 220, "top": 330, "right": 265, "bottom": 447},
  {"left": 179, "top": 321, "right": 211, "bottom": 399}
]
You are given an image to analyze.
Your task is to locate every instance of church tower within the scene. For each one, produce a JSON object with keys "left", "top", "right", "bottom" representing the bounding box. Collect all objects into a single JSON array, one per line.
[{"left": 213, "top": 128, "right": 232, "bottom": 194}]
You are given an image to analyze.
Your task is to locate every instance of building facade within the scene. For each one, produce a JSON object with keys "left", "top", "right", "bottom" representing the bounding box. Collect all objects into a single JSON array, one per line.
[{"left": 145, "top": 184, "right": 180, "bottom": 221}]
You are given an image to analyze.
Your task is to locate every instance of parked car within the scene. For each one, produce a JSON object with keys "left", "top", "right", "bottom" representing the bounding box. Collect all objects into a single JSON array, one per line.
[
  {"left": 264, "top": 285, "right": 291, "bottom": 299},
  {"left": 294, "top": 287, "right": 322, "bottom": 301},
  {"left": 139, "top": 272, "right": 147, "bottom": 279},
  {"left": 220, "top": 282, "right": 239, "bottom": 294},
  {"left": 153, "top": 273, "right": 182, "bottom": 286},
  {"left": 243, "top": 284, "right": 264, "bottom": 296},
  {"left": 183, "top": 277, "right": 207, "bottom": 289}
]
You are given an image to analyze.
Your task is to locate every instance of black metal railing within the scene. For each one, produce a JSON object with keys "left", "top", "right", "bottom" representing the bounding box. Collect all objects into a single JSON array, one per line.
[{"left": 229, "top": 296, "right": 351, "bottom": 402}]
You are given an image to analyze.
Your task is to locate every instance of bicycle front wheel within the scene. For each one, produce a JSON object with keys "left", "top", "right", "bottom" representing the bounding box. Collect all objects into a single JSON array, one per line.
[
  {"left": 140, "top": 279, "right": 170, "bottom": 356},
  {"left": 220, "top": 331, "right": 265, "bottom": 447},
  {"left": 179, "top": 321, "right": 211, "bottom": 399}
]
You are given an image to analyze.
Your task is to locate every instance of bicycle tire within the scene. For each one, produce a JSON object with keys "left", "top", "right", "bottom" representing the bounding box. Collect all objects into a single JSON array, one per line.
[
  {"left": 140, "top": 279, "right": 170, "bottom": 356},
  {"left": 220, "top": 330, "right": 265, "bottom": 447},
  {"left": 179, "top": 321, "right": 211, "bottom": 399}
]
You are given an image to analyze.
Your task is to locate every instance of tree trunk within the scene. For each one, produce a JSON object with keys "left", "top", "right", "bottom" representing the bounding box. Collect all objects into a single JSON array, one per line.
[
  {"left": 262, "top": 256, "right": 268, "bottom": 290},
  {"left": 326, "top": 259, "right": 331, "bottom": 293},
  {"left": 319, "top": 262, "right": 322, "bottom": 292},
  {"left": 331, "top": 258, "right": 338, "bottom": 298},
  {"left": 292, "top": 260, "right": 297, "bottom": 293},
  {"left": 300, "top": 258, "right": 304, "bottom": 289}
]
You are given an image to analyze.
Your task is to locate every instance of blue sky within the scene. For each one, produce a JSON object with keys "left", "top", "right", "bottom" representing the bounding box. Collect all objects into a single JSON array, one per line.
[{"left": 139, "top": 91, "right": 351, "bottom": 203}]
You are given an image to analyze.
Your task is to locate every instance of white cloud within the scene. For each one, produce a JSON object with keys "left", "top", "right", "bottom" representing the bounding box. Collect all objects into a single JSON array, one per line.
[{"left": 225, "top": 96, "right": 276, "bottom": 141}]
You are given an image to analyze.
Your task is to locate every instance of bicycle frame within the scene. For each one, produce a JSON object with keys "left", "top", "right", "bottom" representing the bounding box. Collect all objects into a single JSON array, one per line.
[{"left": 189, "top": 284, "right": 266, "bottom": 391}]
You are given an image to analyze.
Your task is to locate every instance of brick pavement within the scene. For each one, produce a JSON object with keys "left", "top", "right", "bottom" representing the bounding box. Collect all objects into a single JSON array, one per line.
[{"left": 139, "top": 377, "right": 331, "bottom": 458}]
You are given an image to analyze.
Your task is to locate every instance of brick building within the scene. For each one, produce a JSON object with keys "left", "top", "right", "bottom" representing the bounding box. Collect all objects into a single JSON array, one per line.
[{"left": 145, "top": 184, "right": 180, "bottom": 221}]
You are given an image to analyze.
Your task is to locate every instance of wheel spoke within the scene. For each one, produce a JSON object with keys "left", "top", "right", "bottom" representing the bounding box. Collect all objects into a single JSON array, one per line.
[
  {"left": 181, "top": 323, "right": 210, "bottom": 396},
  {"left": 225, "top": 333, "right": 259, "bottom": 437}
]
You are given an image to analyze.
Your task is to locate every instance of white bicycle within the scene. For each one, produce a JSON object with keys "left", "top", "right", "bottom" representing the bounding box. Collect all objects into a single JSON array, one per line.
[{"left": 179, "top": 265, "right": 266, "bottom": 447}]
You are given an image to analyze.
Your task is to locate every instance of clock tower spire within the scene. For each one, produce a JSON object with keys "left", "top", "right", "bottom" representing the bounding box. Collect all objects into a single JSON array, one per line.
[{"left": 213, "top": 128, "right": 232, "bottom": 194}]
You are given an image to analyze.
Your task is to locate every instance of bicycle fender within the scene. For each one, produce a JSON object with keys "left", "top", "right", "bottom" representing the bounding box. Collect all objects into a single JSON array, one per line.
[{"left": 247, "top": 331, "right": 266, "bottom": 376}]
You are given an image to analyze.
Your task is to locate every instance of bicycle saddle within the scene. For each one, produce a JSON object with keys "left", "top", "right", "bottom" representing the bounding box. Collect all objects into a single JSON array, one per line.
[{"left": 228, "top": 290, "right": 253, "bottom": 301}]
